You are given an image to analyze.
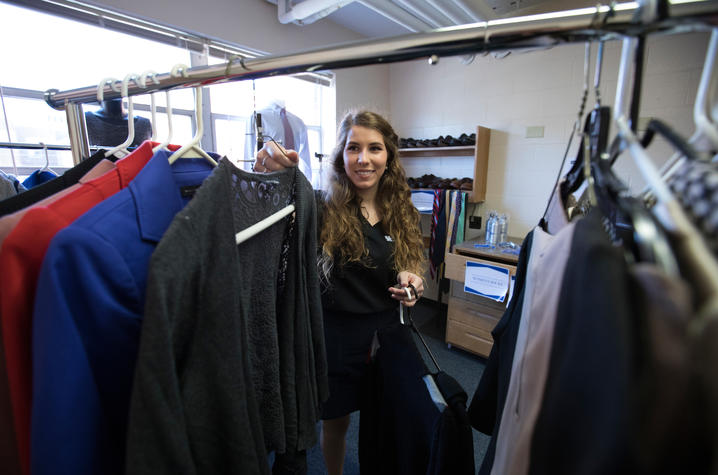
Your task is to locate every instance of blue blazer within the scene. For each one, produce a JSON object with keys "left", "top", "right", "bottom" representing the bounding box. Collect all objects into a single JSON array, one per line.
[{"left": 31, "top": 150, "right": 216, "bottom": 475}]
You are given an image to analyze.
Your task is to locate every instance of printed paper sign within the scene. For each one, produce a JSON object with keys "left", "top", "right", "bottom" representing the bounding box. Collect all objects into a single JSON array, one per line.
[
  {"left": 411, "top": 190, "right": 434, "bottom": 213},
  {"left": 464, "top": 261, "right": 510, "bottom": 302}
]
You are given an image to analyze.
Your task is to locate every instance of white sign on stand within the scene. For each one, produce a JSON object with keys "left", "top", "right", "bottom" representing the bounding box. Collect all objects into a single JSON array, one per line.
[
  {"left": 464, "top": 261, "right": 510, "bottom": 303},
  {"left": 410, "top": 190, "right": 434, "bottom": 213}
]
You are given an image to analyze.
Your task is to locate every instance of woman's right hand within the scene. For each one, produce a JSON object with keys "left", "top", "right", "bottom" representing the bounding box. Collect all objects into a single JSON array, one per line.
[{"left": 253, "top": 141, "right": 300, "bottom": 172}]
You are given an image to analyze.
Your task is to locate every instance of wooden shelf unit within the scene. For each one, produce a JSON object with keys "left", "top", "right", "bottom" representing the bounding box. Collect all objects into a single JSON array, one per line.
[{"left": 400, "top": 125, "right": 491, "bottom": 203}]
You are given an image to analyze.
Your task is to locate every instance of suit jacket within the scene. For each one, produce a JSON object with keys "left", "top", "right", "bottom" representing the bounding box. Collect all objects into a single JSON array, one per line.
[
  {"left": 0, "top": 141, "right": 166, "bottom": 475},
  {"left": 30, "top": 151, "right": 215, "bottom": 475}
]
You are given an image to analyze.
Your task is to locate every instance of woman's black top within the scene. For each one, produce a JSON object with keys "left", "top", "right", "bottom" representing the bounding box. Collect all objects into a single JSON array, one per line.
[{"left": 319, "top": 207, "right": 398, "bottom": 314}]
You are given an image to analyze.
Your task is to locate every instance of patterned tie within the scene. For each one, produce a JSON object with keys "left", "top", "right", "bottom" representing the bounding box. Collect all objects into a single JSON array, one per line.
[
  {"left": 429, "top": 189, "right": 441, "bottom": 279},
  {"left": 280, "top": 108, "right": 295, "bottom": 150}
]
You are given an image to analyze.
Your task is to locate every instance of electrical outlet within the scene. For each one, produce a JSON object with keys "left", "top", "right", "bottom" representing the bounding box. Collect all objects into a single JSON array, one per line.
[{"left": 469, "top": 216, "right": 482, "bottom": 229}]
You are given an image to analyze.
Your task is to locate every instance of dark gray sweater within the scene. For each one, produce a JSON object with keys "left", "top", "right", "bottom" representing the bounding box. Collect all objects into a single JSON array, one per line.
[{"left": 126, "top": 160, "right": 328, "bottom": 474}]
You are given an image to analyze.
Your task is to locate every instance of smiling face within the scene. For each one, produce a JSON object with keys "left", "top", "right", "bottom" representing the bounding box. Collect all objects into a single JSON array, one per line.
[{"left": 343, "top": 125, "right": 388, "bottom": 198}]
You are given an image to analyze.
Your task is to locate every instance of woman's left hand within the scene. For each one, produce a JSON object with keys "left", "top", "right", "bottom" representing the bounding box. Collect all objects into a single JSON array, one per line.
[{"left": 388, "top": 271, "right": 424, "bottom": 308}]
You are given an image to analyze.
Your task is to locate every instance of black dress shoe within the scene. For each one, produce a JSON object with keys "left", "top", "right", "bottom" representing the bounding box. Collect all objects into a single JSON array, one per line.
[
  {"left": 444, "top": 135, "right": 461, "bottom": 146},
  {"left": 436, "top": 136, "right": 450, "bottom": 147}
]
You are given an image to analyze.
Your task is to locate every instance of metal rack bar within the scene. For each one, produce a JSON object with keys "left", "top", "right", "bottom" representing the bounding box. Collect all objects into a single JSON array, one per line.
[
  {"left": 41, "top": 0, "right": 718, "bottom": 161},
  {"left": 44, "top": 1, "right": 718, "bottom": 110},
  {"left": 0, "top": 142, "right": 72, "bottom": 151}
]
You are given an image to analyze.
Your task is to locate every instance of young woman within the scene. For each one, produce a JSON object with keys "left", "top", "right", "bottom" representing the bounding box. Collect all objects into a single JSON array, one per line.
[{"left": 256, "top": 110, "right": 425, "bottom": 475}]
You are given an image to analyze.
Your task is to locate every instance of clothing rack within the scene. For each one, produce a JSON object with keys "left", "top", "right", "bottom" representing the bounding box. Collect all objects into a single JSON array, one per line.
[
  {"left": 44, "top": 0, "right": 718, "bottom": 164},
  {"left": 0, "top": 142, "right": 73, "bottom": 151}
]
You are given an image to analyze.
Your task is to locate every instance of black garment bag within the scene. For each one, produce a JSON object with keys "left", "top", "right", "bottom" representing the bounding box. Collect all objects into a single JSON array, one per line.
[{"left": 359, "top": 307, "right": 474, "bottom": 475}]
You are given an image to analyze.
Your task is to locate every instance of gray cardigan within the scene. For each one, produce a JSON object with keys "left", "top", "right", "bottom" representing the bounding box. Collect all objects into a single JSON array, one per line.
[{"left": 126, "top": 160, "right": 328, "bottom": 474}]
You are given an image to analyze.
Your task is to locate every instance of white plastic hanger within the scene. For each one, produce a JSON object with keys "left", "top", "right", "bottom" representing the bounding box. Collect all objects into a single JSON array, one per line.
[
  {"left": 96, "top": 77, "right": 120, "bottom": 104},
  {"left": 614, "top": 37, "right": 718, "bottom": 329},
  {"left": 167, "top": 63, "right": 217, "bottom": 166},
  {"left": 105, "top": 73, "right": 140, "bottom": 159},
  {"left": 657, "top": 29, "right": 718, "bottom": 180},
  {"left": 235, "top": 204, "right": 295, "bottom": 244},
  {"left": 152, "top": 90, "right": 174, "bottom": 153},
  {"left": 153, "top": 64, "right": 187, "bottom": 153},
  {"left": 38, "top": 142, "right": 57, "bottom": 175},
  {"left": 139, "top": 70, "right": 160, "bottom": 142},
  {"left": 693, "top": 28, "right": 718, "bottom": 151}
]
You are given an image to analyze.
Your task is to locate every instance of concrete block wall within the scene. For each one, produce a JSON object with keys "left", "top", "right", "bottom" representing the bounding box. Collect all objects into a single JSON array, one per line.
[{"left": 390, "top": 31, "right": 710, "bottom": 239}]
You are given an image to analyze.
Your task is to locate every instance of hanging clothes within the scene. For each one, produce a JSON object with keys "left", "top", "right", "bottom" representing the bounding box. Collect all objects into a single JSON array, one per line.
[
  {"left": 526, "top": 209, "right": 704, "bottom": 475},
  {"left": 30, "top": 151, "right": 216, "bottom": 475},
  {"left": 0, "top": 170, "right": 26, "bottom": 200},
  {"left": 125, "top": 161, "right": 327, "bottom": 474},
  {"left": 489, "top": 222, "right": 576, "bottom": 475},
  {"left": 0, "top": 140, "right": 171, "bottom": 475},
  {"left": 0, "top": 324, "right": 20, "bottom": 475},
  {"left": 0, "top": 158, "right": 115, "bottom": 246},
  {"left": 666, "top": 159, "right": 718, "bottom": 255},
  {"left": 0, "top": 150, "right": 108, "bottom": 218},
  {"left": 21, "top": 169, "right": 57, "bottom": 190},
  {"left": 468, "top": 230, "right": 534, "bottom": 475},
  {"left": 359, "top": 324, "right": 474, "bottom": 475},
  {"left": 246, "top": 103, "right": 312, "bottom": 181}
]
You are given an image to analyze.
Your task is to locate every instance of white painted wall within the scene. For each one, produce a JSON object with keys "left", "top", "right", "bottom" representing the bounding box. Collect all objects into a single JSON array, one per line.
[
  {"left": 87, "top": 0, "right": 364, "bottom": 54},
  {"left": 334, "top": 64, "right": 391, "bottom": 125},
  {"left": 390, "top": 32, "right": 710, "bottom": 239}
]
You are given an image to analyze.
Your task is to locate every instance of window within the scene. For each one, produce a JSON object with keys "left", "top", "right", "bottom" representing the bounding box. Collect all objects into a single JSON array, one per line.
[
  {"left": 0, "top": 2, "right": 193, "bottom": 178},
  {"left": 207, "top": 59, "right": 335, "bottom": 185},
  {"left": 0, "top": 1, "right": 336, "bottom": 187}
]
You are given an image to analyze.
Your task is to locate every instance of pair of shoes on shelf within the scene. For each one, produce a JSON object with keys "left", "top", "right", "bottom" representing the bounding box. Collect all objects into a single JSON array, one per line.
[
  {"left": 457, "top": 133, "right": 476, "bottom": 146},
  {"left": 400, "top": 133, "right": 476, "bottom": 148},
  {"left": 407, "top": 175, "right": 473, "bottom": 190}
]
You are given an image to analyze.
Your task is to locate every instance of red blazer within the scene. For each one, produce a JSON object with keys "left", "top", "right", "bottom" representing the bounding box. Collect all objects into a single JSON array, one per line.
[{"left": 0, "top": 141, "right": 174, "bottom": 475}]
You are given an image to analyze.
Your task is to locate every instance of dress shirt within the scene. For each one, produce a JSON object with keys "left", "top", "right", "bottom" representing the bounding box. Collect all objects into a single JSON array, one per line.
[
  {"left": 0, "top": 140, "right": 171, "bottom": 475},
  {"left": 31, "top": 151, "right": 215, "bottom": 475},
  {"left": 246, "top": 103, "right": 312, "bottom": 181}
]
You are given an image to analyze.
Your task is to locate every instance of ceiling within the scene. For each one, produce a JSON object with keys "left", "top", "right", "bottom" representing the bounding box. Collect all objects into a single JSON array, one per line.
[{"left": 269, "top": 0, "right": 604, "bottom": 39}]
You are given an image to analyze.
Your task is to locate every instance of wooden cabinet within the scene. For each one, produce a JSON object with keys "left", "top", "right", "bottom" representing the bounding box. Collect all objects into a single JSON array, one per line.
[
  {"left": 400, "top": 125, "right": 491, "bottom": 202},
  {"left": 444, "top": 237, "right": 521, "bottom": 358}
]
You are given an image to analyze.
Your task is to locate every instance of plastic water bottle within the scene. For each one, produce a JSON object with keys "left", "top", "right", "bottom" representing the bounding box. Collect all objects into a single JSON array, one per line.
[
  {"left": 485, "top": 211, "right": 497, "bottom": 245},
  {"left": 497, "top": 213, "right": 508, "bottom": 245}
]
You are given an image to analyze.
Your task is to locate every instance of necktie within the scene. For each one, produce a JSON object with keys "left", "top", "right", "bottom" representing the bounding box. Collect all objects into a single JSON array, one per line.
[
  {"left": 429, "top": 189, "right": 441, "bottom": 279},
  {"left": 280, "top": 108, "right": 295, "bottom": 150}
]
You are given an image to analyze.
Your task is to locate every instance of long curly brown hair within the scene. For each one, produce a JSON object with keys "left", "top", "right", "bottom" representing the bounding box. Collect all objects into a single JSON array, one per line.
[{"left": 318, "top": 110, "right": 425, "bottom": 281}]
